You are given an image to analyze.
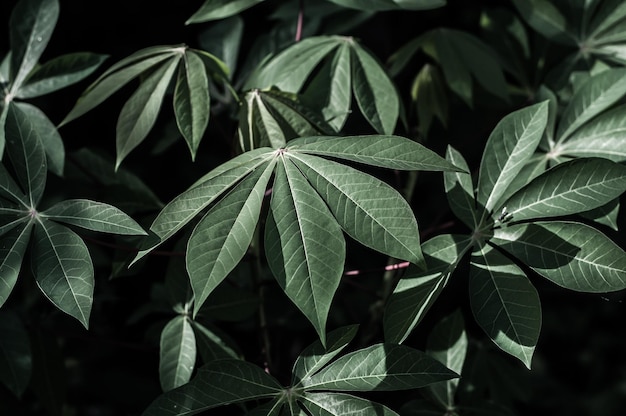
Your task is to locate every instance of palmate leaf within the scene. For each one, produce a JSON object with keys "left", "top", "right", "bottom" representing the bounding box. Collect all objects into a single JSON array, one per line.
[
  {"left": 469, "top": 244, "right": 541, "bottom": 369},
  {"left": 0, "top": 310, "right": 32, "bottom": 398},
  {"left": 0, "top": 222, "right": 32, "bottom": 308},
  {"left": 491, "top": 221, "right": 626, "bottom": 292},
  {"left": 265, "top": 159, "right": 346, "bottom": 345},
  {"left": 289, "top": 153, "right": 423, "bottom": 266},
  {"left": 300, "top": 392, "right": 400, "bottom": 416},
  {"left": 186, "top": 0, "right": 265, "bottom": 24},
  {"left": 502, "top": 158, "right": 626, "bottom": 222},
  {"left": 444, "top": 146, "right": 478, "bottom": 229},
  {"left": 476, "top": 101, "right": 548, "bottom": 215},
  {"left": 141, "top": 359, "right": 282, "bottom": 416},
  {"left": 159, "top": 315, "right": 197, "bottom": 392},
  {"left": 383, "top": 234, "right": 472, "bottom": 344},
  {"left": 32, "top": 219, "right": 94, "bottom": 329},
  {"left": 187, "top": 161, "right": 274, "bottom": 314},
  {"left": 302, "top": 343, "right": 457, "bottom": 391}
]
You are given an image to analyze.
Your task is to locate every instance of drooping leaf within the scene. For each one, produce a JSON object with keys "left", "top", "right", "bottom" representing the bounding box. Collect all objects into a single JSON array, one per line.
[
  {"left": 0, "top": 310, "right": 32, "bottom": 398},
  {"left": 186, "top": 0, "right": 265, "bottom": 24},
  {"left": 159, "top": 316, "right": 197, "bottom": 392},
  {"left": 300, "top": 392, "right": 400, "bottom": 416},
  {"left": 115, "top": 57, "right": 180, "bottom": 169},
  {"left": 469, "top": 244, "right": 541, "bottom": 369},
  {"left": 16, "top": 52, "right": 108, "bottom": 98},
  {"left": 174, "top": 51, "right": 210, "bottom": 160},
  {"left": 476, "top": 101, "right": 549, "bottom": 214},
  {"left": 502, "top": 158, "right": 626, "bottom": 222},
  {"left": 187, "top": 161, "right": 274, "bottom": 314},
  {"left": 492, "top": 221, "right": 626, "bottom": 292},
  {"left": 41, "top": 199, "right": 147, "bottom": 235},
  {"left": 383, "top": 234, "right": 472, "bottom": 344},
  {"left": 511, "top": 0, "right": 574, "bottom": 45},
  {"left": 32, "top": 220, "right": 94, "bottom": 328},
  {"left": 265, "top": 159, "right": 345, "bottom": 344},
  {"left": 302, "top": 343, "right": 457, "bottom": 391},
  {"left": 141, "top": 360, "right": 282, "bottom": 416},
  {"left": 0, "top": 222, "right": 32, "bottom": 308},
  {"left": 444, "top": 146, "right": 478, "bottom": 229},
  {"left": 289, "top": 153, "right": 423, "bottom": 266},
  {"left": 9, "top": 0, "right": 59, "bottom": 93}
]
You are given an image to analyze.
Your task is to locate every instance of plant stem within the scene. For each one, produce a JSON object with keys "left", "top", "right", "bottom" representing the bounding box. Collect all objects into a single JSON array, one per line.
[{"left": 295, "top": 0, "right": 304, "bottom": 42}]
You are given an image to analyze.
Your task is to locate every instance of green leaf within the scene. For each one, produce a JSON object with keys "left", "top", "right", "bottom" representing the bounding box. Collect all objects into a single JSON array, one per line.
[
  {"left": 511, "top": 0, "right": 573, "bottom": 45},
  {"left": 186, "top": 0, "right": 265, "bottom": 24},
  {"left": 187, "top": 161, "right": 274, "bottom": 314},
  {"left": 588, "top": 0, "right": 626, "bottom": 41},
  {"left": 351, "top": 42, "right": 399, "bottom": 134},
  {"left": 469, "top": 244, "right": 541, "bottom": 369},
  {"left": 197, "top": 284, "right": 259, "bottom": 322},
  {"left": 502, "top": 158, "right": 626, "bottom": 222},
  {"left": 580, "top": 199, "right": 620, "bottom": 230},
  {"left": 292, "top": 325, "right": 359, "bottom": 384},
  {"left": 0, "top": 158, "right": 28, "bottom": 206},
  {"left": 0, "top": 222, "right": 32, "bottom": 308},
  {"left": 412, "top": 63, "right": 448, "bottom": 135},
  {"left": 14, "top": 102, "right": 64, "bottom": 176},
  {"left": 290, "top": 153, "right": 423, "bottom": 266},
  {"left": 9, "top": 0, "right": 59, "bottom": 93},
  {"left": 383, "top": 234, "right": 472, "bottom": 344},
  {"left": 300, "top": 392, "right": 400, "bottom": 416},
  {"left": 303, "top": 343, "right": 457, "bottom": 391},
  {"left": 197, "top": 16, "right": 243, "bottom": 78},
  {"left": 141, "top": 360, "right": 282, "bottom": 416},
  {"left": 444, "top": 146, "right": 478, "bottom": 229},
  {"left": 476, "top": 101, "right": 549, "bottom": 214},
  {"left": 556, "top": 68, "right": 626, "bottom": 143},
  {"left": 16, "top": 52, "right": 108, "bottom": 99},
  {"left": 491, "top": 221, "right": 626, "bottom": 292},
  {"left": 0, "top": 310, "right": 32, "bottom": 398},
  {"left": 265, "top": 159, "right": 345, "bottom": 344},
  {"left": 326, "top": 0, "right": 445, "bottom": 11},
  {"left": 159, "top": 316, "right": 197, "bottom": 392},
  {"left": 191, "top": 321, "right": 241, "bottom": 362},
  {"left": 116, "top": 57, "right": 180, "bottom": 169},
  {"left": 174, "top": 51, "right": 210, "bottom": 161},
  {"left": 41, "top": 199, "right": 147, "bottom": 235},
  {"left": 32, "top": 220, "right": 94, "bottom": 328},
  {"left": 288, "top": 135, "right": 461, "bottom": 172},
  {"left": 5, "top": 103, "right": 47, "bottom": 207},
  {"left": 0, "top": 104, "right": 8, "bottom": 158}
]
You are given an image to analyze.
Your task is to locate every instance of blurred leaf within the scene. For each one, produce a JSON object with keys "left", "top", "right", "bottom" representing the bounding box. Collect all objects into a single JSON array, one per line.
[
  {"left": 191, "top": 321, "right": 241, "bottom": 362},
  {"left": 159, "top": 316, "right": 197, "bottom": 391},
  {"left": 511, "top": 0, "right": 574, "bottom": 45},
  {"left": 412, "top": 64, "right": 448, "bottom": 135},
  {"left": 197, "top": 16, "right": 244, "bottom": 78},
  {"left": 187, "top": 0, "right": 265, "bottom": 24},
  {"left": 0, "top": 310, "right": 32, "bottom": 397},
  {"left": 30, "top": 329, "right": 66, "bottom": 416},
  {"left": 325, "top": 0, "right": 445, "bottom": 11},
  {"left": 0, "top": 222, "right": 32, "bottom": 308}
]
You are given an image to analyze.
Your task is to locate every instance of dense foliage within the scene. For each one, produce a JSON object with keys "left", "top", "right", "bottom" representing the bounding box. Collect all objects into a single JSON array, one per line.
[{"left": 2, "top": 0, "right": 626, "bottom": 415}]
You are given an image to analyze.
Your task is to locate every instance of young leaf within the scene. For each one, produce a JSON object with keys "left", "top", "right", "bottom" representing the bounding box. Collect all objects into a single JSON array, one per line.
[
  {"left": 502, "top": 158, "right": 626, "bottom": 222},
  {"left": 159, "top": 316, "right": 197, "bottom": 392},
  {"left": 444, "top": 146, "right": 478, "bottom": 229},
  {"left": 384, "top": 234, "right": 472, "bottom": 344},
  {"left": 265, "top": 159, "right": 345, "bottom": 344},
  {"left": 302, "top": 343, "right": 457, "bottom": 391},
  {"left": 300, "top": 392, "right": 400, "bottom": 416},
  {"left": 0, "top": 222, "right": 32, "bottom": 308},
  {"left": 491, "top": 221, "right": 626, "bottom": 292},
  {"left": 186, "top": 0, "right": 265, "bottom": 24},
  {"left": 187, "top": 161, "right": 274, "bottom": 314},
  {"left": 0, "top": 310, "right": 32, "bottom": 398},
  {"left": 469, "top": 244, "right": 541, "bottom": 369},
  {"left": 115, "top": 57, "right": 180, "bottom": 169},
  {"left": 289, "top": 153, "right": 423, "bottom": 266},
  {"left": 32, "top": 220, "right": 94, "bottom": 329},
  {"left": 174, "top": 51, "right": 210, "bottom": 160},
  {"left": 476, "top": 101, "right": 549, "bottom": 214},
  {"left": 41, "top": 199, "right": 147, "bottom": 235},
  {"left": 141, "top": 360, "right": 282, "bottom": 416},
  {"left": 9, "top": 0, "right": 59, "bottom": 93}
]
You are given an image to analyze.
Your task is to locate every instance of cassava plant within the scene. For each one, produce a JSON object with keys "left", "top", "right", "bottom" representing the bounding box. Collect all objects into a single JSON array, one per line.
[{"left": 1, "top": 0, "right": 626, "bottom": 415}]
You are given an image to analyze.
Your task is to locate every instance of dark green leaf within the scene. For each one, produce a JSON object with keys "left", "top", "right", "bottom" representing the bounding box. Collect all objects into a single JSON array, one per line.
[
  {"left": 0, "top": 310, "right": 32, "bottom": 397},
  {"left": 191, "top": 321, "right": 241, "bottom": 362},
  {"left": 186, "top": 0, "right": 265, "bottom": 24},
  {"left": 0, "top": 158, "right": 28, "bottom": 206},
  {"left": 0, "top": 222, "right": 32, "bottom": 308},
  {"left": 412, "top": 63, "right": 448, "bottom": 135},
  {"left": 511, "top": 0, "right": 574, "bottom": 44},
  {"left": 326, "top": 0, "right": 445, "bottom": 11},
  {"left": 197, "top": 16, "right": 244, "bottom": 78},
  {"left": 444, "top": 146, "right": 478, "bottom": 229},
  {"left": 159, "top": 316, "right": 197, "bottom": 392},
  {"left": 300, "top": 392, "right": 400, "bottom": 416},
  {"left": 580, "top": 199, "right": 620, "bottom": 230}
]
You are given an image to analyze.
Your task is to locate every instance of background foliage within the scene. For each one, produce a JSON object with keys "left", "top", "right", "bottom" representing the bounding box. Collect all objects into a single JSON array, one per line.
[{"left": 2, "top": 0, "right": 626, "bottom": 415}]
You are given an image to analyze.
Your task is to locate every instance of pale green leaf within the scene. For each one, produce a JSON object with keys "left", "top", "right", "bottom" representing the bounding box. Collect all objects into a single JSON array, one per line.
[
  {"left": 289, "top": 153, "right": 423, "bottom": 266},
  {"left": 265, "top": 159, "right": 345, "bottom": 344},
  {"left": 469, "top": 244, "right": 541, "bottom": 369},
  {"left": 16, "top": 52, "right": 108, "bottom": 99},
  {"left": 502, "top": 158, "right": 626, "bottom": 222},
  {"left": 383, "top": 234, "right": 472, "bottom": 344},
  {"left": 41, "top": 199, "right": 147, "bottom": 235},
  {"left": 159, "top": 316, "right": 197, "bottom": 392},
  {"left": 292, "top": 325, "right": 359, "bottom": 385},
  {"left": 116, "top": 57, "right": 180, "bottom": 169},
  {"left": 477, "top": 101, "right": 549, "bottom": 214},
  {"left": 0, "top": 222, "right": 32, "bottom": 308},
  {"left": 495, "top": 154, "right": 548, "bottom": 208},
  {"left": 174, "top": 51, "right": 210, "bottom": 160},
  {"left": 253, "top": 90, "right": 287, "bottom": 149},
  {"left": 288, "top": 135, "right": 461, "bottom": 172},
  {"left": 141, "top": 360, "right": 282, "bottom": 416},
  {"left": 351, "top": 42, "right": 399, "bottom": 134},
  {"left": 556, "top": 68, "right": 626, "bottom": 143},
  {"left": 444, "top": 146, "right": 478, "bottom": 229},
  {"left": 300, "top": 392, "right": 400, "bottom": 416},
  {"left": 0, "top": 104, "right": 8, "bottom": 158},
  {"left": 186, "top": 0, "right": 265, "bottom": 24},
  {"left": 0, "top": 53, "right": 10, "bottom": 83},
  {"left": 32, "top": 220, "right": 94, "bottom": 328},
  {"left": 0, "top": 310, "right": 32, "bottom": 398},
  {"left": 511, "top": 0, "right": 574, "bottom": 45},
  {"left": 9, "top": 0, "right": 59, "bottom": 93},
  {"left": 303, "top": 343, "right": 457, "bottom": 391},
  {"left": 492, "top": 221, "right": 626, "bottom": 292},
  {"left": 187, "top": 161, "right": 274, "bottom": 314}
]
